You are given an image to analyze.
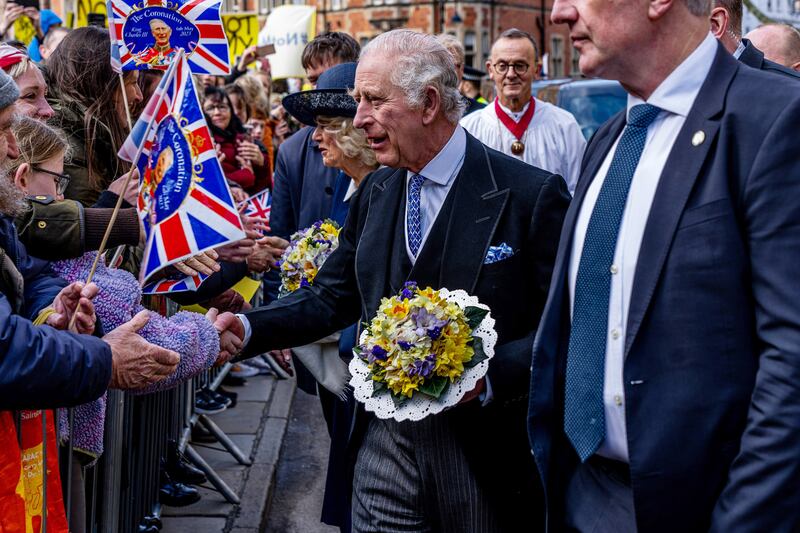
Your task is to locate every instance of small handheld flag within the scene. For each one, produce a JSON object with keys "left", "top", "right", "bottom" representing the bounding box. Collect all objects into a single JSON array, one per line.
[
  {"left": 239, "top": 189, "right": 271, "bottom": 230},
  {"left": 120, "top": 51, "right": 246, "bottom": 294}
]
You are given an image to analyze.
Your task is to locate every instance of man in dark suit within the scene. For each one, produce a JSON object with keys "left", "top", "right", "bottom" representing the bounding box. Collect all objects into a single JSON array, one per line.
[
  {"left": 218, "top": 29, "right": 570, "bottom": 532},
  {"left": 529, "top": 0, "right": 800, "bottom": 531},
  {"left": 710, "top": 0, "right": 800, "bottom": 79}
]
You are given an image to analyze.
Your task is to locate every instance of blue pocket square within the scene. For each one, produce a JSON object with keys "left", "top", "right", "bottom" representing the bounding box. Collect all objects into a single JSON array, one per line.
[{"left": 484, "top": 243, "right": 515, "bottom": 264}]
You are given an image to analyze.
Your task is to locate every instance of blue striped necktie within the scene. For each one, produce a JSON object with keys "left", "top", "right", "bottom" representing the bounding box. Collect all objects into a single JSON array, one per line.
[
  {"left": 564, "top": 103, "right": 662, "bottom": 462},
  {"left": 407, "top": 174, "right": 426, "bottom": 257}
]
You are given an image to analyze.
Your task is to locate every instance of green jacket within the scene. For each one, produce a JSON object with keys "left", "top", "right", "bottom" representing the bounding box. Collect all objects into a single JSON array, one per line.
[{"left": 15, "top": 195, "right": 140, "bottom": 261}]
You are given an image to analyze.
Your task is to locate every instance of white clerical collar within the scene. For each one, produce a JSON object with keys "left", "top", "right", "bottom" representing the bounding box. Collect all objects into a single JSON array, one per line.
[
  {"left": 627, "top": 32, "right": 717, "bottom": 119},
  {"left": 497, "top": 99, "right": 531, "bottom": 123},
  {"left": 407, "top": 126, "right": 466, "bottom": 186},
  {"left": 733, "top": 39, "right": 745, "bottom": 59}
]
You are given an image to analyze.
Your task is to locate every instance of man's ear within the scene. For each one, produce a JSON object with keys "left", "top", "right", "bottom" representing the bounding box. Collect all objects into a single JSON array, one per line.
[
  {"left": 709, "top": 6, "right": 729, "bottom": 38},
  {"left": 486, "top": 59, "right": 495, "bottom": 82},
  {"left": 648, "top": 0, "right": 676, "bottom": 20},
  {"left": 421, "top": 86, "right": 441, "bottom": 126},
  {"left": 14, "top": 163, "right": 30, "bottom": 193}
]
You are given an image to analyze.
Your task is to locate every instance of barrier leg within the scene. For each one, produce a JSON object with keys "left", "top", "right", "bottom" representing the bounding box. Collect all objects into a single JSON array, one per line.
[
  {"left": 184, "top": 445, "right": 240, "bottom": 504},
  {"left": 197, "top": 415, "right": 252, "bottom": 466}
]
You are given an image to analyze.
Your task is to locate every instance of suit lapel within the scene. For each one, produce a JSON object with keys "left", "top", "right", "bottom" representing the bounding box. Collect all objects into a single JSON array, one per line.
[
  {"left": 355, "top": 167, "right": 406, "bottom": 314},
  {"left": 624, "top": 46, "right": 737, "bottom": 356},
  {"left": 439, "top": 134, "right": 509, "bottom": 293}
]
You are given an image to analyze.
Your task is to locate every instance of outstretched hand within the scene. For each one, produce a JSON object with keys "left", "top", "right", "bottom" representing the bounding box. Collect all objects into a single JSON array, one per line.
[
  {"left": 105, "top": 310, "right": 180, "bottom": 389},
  {"left": 46, "top": 281, "right": 98, "bottom": 335}
]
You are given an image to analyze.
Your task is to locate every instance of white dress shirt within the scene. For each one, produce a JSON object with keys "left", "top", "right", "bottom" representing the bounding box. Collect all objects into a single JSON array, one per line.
[
  {"left": 567, "top": 32, "right": 718, "bottom": 462},
  {"left": 404, "top": 126, "right": 466, "bottom": 263},
  {"left": 460, "top": 97, "right": 586, "bottom": 195}
]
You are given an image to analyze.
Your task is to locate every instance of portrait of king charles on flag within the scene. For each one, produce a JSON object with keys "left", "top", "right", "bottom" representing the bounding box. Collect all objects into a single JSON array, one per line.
[{"left": 135, "top": 18, "right": 182, "bottom": 67}]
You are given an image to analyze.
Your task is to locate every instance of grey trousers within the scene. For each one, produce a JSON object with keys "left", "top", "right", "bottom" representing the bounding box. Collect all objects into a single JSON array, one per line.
[
  {"left": 351, "top": 416, "right": 499, "bottom": 533},
  {"left": 564, "top": 457, "right": 637, "bottom": 533}
]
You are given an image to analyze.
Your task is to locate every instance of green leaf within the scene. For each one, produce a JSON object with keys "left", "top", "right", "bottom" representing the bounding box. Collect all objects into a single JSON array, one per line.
[
  {"left": 391, "top": 391, "right": 409, "bottom": 407},
  {"left": 371, "top": 380, "right": 387, "bottom": 398},
  {"left": 418, "top": 376, "right": 449, "bottom": 399},
  {"left": 465, "top": 337, "right": 488, "bottom": 368},
  {"left": 465, "top": 306, "right": 489, "bottom": 330},
  {"left": 353, "top": 346, "right": 363, "bottom": 356}
]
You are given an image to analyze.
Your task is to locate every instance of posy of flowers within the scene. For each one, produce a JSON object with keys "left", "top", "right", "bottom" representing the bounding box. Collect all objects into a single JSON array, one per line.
[
  {"left": 355, "top": 282, "right": 489, "bottom": 402},
  {"left": 279, "top": 219, "right": 341, "bottom": 294}
]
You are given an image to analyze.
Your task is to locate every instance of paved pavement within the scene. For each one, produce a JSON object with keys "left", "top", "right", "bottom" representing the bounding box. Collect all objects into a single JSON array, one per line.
[
  {"left": 264, "top": 389, "right": 338, "bottom": 533},
  {"left": 160, "top": 372, "right": 296, "bottom": 533}
]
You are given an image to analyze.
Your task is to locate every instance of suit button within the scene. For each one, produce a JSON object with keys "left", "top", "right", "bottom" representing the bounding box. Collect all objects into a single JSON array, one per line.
[
  {"left": 610, "top": 264, "right": 618, "bottom": 274},
  {"left": 611, "top": 328, "right": 620, "bottom": 340},
  {"left": 614, "top": 394, "right": 623, "bottom": 406},
  {"left": 37, "top": 221, "right": 47, "bottom": 229}
]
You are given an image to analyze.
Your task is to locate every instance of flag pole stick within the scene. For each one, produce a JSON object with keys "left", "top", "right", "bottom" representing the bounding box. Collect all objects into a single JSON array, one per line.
[
  {"left": 118, "top": 72, "right": 134, "bottom": 131},
  {"left": 67, "top": 59, "right": 179, "bottom": 331}
]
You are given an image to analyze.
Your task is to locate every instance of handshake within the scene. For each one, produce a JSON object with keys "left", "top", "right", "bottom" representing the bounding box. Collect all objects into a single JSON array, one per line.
[{"left": 207, "top": 310, "right": 247, "bottom": 363}]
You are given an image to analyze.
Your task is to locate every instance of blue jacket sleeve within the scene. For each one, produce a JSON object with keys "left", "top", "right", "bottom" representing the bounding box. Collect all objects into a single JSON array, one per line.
[{"left": 0, "top": 294, "right": 112, "bottom": 410}]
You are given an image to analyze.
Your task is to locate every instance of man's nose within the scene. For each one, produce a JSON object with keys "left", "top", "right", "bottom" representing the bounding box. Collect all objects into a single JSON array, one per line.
[
  {"left": 551, "top": 0, "right": 577, "bottom": 24},
  {"left": 353, "top": 101, "right": 368, "bottom": 129}
]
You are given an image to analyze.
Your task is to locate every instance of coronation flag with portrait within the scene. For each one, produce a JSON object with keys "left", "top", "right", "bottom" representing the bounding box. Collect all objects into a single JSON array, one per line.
[
  {"left": 119, "top": 53, "right": 246, "bottom": 294},
  {"left": 108, "top": 0, "right": 230, "bottom": 74}
]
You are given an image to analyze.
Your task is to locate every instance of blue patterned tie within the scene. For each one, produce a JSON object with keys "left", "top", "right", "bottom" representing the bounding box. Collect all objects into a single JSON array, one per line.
[
  {"left": 407, "top": 173, "right": 426, "bottom": 257},
  {"left": 564, "top": 104, "right": 662, "bottom": 462}
]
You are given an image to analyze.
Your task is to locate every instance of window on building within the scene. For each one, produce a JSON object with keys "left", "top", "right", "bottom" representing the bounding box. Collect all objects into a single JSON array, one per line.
[
  {"left": 481, "top": 31, "right": 490, "bottom": 66},
  {"left": 550, "top": 36, "right": 564, "bottom": 78},
  {"left": 330, "top": 0, "right": 342, "bottom": 10},
  {"left": 372, "top": 0, "right": 384, "bottom": 6},
  {"left": 464, "top": 31, "right": 476, "bottom": 67},
  {"left": 571, "top": 46, "right": 580, "bottom": 76}
]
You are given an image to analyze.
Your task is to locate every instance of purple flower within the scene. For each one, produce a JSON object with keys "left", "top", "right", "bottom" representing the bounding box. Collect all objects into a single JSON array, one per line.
[
  {"left": 408, "top": 354, "right": 436, "bottom": 378},
  {"left": 411, "top": 307, "right": 448, "bottom": 340},
  {"left": 398, "top": 341, "right": 413, "bottom": 351},
  {"left": 300, "top": 278, "right": 311, "bottom": 288},
  {"left": 401, "top": 281, "right": 418, "bottom": 300},
  {"left": 367, "top": 345, "right": 388, "bottom": 364}
]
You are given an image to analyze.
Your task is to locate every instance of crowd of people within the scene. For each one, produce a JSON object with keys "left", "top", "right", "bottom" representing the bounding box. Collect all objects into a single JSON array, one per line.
[{"left": 1, "top": 0, "right": 799, "bottom": 531}]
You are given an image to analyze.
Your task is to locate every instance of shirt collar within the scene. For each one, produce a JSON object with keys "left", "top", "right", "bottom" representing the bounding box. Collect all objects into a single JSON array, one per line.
[
  {"left": 408, "top": 125, "right": 466, "bottom": 186},
  {"left": 627, "top": 32, "right": 718, "bottom": 119},
  {"left": 344, "top": 179, "right": 358, "bottom": 202},
  {"left": 733, "top": 39, "right": 746, "bottom": 59}
]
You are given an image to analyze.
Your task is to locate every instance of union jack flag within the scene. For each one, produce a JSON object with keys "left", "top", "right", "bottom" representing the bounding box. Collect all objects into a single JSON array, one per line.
[
  {"left": 239, "top": 189, "right": 271, "bottom": 226},
  {"left": 119, "top": 52, "right": 246, "bottom": 294},
  {"left": 108, "top": 0, "right": 230, "bottom": 75}
]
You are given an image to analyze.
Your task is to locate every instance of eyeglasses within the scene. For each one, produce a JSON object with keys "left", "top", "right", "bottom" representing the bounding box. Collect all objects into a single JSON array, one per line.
[
  {"left": 203, "top": 104, "right": 230, "bottom": 114},
  {"left": 32, "top": 166, "right": 71, "bottom": 195},
  {"left": 492, "top": 62, "right": 530, "bottom": 75}
]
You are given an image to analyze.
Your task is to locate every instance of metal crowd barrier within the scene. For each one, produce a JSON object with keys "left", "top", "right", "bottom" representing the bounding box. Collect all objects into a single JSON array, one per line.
[{"left": 14, "top": 273, "right": 266, "bottom": 533}]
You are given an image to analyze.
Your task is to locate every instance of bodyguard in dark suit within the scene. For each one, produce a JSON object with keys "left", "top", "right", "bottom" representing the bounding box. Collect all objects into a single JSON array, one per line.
[
  {"left": 710, "top": 0, "right": 800, "bottom": 79},
  {"left": 219, "top": 29, "right": 570, "bottom": 532},
  {"left": 530, "top": 0, "right": 800, "bottom": 531}
]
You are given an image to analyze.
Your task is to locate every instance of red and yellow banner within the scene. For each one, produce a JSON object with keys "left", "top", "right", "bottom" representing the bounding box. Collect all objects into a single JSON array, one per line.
[{"left": 0, "top": 410, "right": 68, "bottom": 533}]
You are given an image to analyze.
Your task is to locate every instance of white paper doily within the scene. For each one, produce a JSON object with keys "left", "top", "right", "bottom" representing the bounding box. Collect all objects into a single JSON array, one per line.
[{"left": 349, "top": 288, "right": 497, "bottom": 422}]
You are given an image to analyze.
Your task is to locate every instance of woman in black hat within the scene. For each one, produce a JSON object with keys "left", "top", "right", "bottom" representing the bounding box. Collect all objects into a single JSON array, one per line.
[{"left": 282, "top": 61, "right": 378, "bottom": 227}]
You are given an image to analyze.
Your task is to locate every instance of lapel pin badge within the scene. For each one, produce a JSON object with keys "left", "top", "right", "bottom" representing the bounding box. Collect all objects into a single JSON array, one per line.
[{"left": 692, "top": 130, "right": 706, "bottom": 146}]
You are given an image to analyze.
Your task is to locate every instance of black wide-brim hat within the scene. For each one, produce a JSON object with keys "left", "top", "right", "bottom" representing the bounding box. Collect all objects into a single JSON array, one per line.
[{"left": 282, "top": 62, "right": 358, "bottom": 127}]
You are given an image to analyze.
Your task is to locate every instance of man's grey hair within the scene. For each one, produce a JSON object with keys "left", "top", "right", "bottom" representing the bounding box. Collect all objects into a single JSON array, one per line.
[
  {"left": 495, "top": 28, "right": 539, "bottom": 62},
  {"left": 436, "top": 33, "right": 465, "bottom": 66},
  {"left": 362, "top": 30, "right": 465, "bottom": 124},
  {"left": 686, "top": 0, "right": 713, "bottom": 16}
]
